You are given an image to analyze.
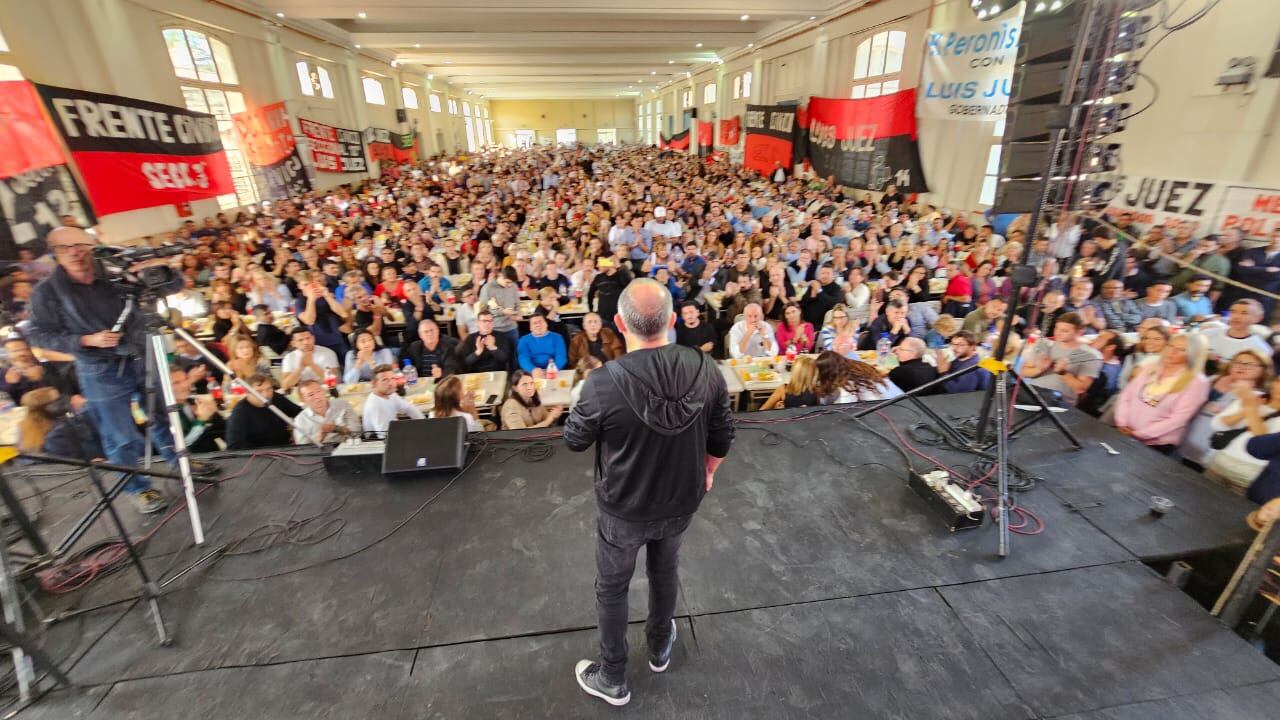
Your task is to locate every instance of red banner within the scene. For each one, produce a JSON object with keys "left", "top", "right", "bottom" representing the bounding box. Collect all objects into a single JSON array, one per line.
[
  {"left": 0, "top": 82, "right": 66, "bottom": 179},
  {"left": 743, "top": 105, "right": 799, "bottom": 177},
  {"left": 232, "top": 102, "right": 312, "bottom": 198},
  {"left": 719, "top": 116, "right": 741, "bottom": 146},
  {"left": 659, "top": 129, "right": 691, "bottom": 151},
  {"left": 803, "top": 91, "right": 928, "bottom": 193},
  {"left": 36, "top": 83, "right": 234, "bottom": 215}
]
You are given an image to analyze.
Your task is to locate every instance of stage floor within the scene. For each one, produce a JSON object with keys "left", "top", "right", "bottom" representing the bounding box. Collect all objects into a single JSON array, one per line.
[{"left": 10, "top": 394, "right": 1279, "bottom": 719}]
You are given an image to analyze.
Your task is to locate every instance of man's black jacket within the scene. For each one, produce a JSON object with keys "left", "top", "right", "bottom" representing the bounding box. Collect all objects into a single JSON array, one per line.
[{"left": 564, "top": 343, "right": 734, "bottom": 522}]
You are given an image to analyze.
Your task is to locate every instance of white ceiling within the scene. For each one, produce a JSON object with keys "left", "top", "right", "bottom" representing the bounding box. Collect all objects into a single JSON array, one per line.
[{"left": 257, "top": 1, "right": 844, "bottom": 99}]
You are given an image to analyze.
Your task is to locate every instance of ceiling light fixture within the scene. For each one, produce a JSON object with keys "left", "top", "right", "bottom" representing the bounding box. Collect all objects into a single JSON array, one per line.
[
  {"left": 414, "top": 43, "right": 421, "bottom": 48},
  {"left": 354, "top": 44, "right": 362, "bottom": 48},
  {"left": 747, "top": 43, "right": 754, "bottom": 48},
  {"left": 809, "top": 16, "right": 816, "bottom": 21},
  {"left": 651, "top": 71, "right": 657, "bottom": 75},
  {"left": 668, "top": 60, "right": 675, "bottom": 64},
  {"left": 357, "top": 12, "right": 367, "bottom": 19},
  {"left": 741, "top": 14, "right": 750, "bottom": 21},
  {"left": 695, "top": 42, "right": 703, "bottom": 48},
  {"left": 276, "top": 12, "right": 285, "bottom": 18},
  {"left": 428, "top": 74, "right": 434, "bottom": 79}
]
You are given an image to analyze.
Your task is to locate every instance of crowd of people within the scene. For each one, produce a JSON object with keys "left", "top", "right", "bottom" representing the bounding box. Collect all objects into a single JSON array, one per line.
[{"left": 4, "top": 143, "right": 1280, "bottom": 511}]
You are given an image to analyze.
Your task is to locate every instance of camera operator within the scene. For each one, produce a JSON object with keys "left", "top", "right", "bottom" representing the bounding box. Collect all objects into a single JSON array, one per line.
[{"left": 26, "top": 227, "right": 218, "bottom": 515}]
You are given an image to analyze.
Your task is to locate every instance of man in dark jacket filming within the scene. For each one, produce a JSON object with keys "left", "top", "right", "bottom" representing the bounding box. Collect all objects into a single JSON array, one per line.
[{"left": 564, "top": 278, "right": 735, "bottom": 707}]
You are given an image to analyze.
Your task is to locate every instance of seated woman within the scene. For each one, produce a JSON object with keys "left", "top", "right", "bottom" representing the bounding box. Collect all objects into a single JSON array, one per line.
[
  {"left": 1180, "top": 348, "right": 1272, "bottom": 468},
  {"left": 432, "top": 375, "right": 484, "bottom": 433},
  {"left": 1113, "top": 333, "right": 1210, "bottom": 454},
  {"left": 571, "top": 355, "right": 603, "bottom": 407},
  {"left": 500, "top": 370, "right": 565, "bottom": 429},
  {"left": 1206, "top": 375, "right": 1280, "bottom": 496},
  {"left": 814, "top": 350, "right": 903, "bottom": 404},
  {"left": 343, "top": 330, "right": 397, "bottom": 384},
  {"left": 925, "top": 314, "right": 959, "bottom": 350},
  {"left": 816, "top": 304, "right": 859, "bottom": 357},
  {"left": 246, "top": 269, "right": 294, "bottom": 313},
  {"left": 568, "top": 312, "right": 624, "bottom": 368},
  {"left": 19, "top": 387, "right": 103, "bottom": 459},
  {"left": 1119, "top": 323, "right": 1170, "bottom": 387},
  {"left": 226, "top": 335, "right": 271, "bottom": 381},
  {"left": 774, "top": 303, "right": 815, "bottom": 355},
  {"left": 761, "top": 355, "right": 820, "bottom": 410}
]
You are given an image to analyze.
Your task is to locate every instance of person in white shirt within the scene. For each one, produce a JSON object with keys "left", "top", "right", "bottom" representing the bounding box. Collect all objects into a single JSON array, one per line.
[
  {"left": 644, "top": 207, "right": 682, "bottom": 240},
  {"left": 728, "top": 303, "right": 779, "bottom": 359},
  {"left": 1203, "top": 299, "right": 1270, "bottom": 364},
  {"left": 280, "top": 328, "right": 341, "bottom": 391},
  {"left": 293, "top": 379, "right": 361, "bottom": 445},
  {"left": 361, "top": 364, "right": 425, "bottom": 435}
]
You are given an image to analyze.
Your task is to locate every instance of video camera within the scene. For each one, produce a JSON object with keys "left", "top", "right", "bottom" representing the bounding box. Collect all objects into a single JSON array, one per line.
[{"left": 92, "top": 242, "right": 191, "bottom": 297}]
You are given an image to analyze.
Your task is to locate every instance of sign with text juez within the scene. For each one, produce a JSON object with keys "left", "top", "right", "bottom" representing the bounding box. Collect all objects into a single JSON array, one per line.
[{"left": 920, "top": 8, "right": 1022, "bottom": 120}]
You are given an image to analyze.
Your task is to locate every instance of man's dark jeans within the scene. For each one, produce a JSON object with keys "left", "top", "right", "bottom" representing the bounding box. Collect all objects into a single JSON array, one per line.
[{"left": 595, "top": 511, "right": 692, "bottom": 684}]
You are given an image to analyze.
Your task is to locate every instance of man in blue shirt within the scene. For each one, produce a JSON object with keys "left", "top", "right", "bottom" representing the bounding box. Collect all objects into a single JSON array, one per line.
[
  {"left": 517, "top": 311, "right": 568, "bottom": 377},
  {"left": 1171, "top": 275, "right": 1215, "bottom": 321},
  {"left": 936, "top": 331, "right": 991, "bottom": 393}
]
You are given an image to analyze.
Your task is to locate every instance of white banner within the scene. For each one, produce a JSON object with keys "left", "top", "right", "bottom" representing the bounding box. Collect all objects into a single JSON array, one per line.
[
  {"left": 1218, "top": 185, "right": 1280, "bottom": 239},
  {"left": 1105, "top": 175, "right": 1224, "bottom": 234},
  {"left": 920, "top": 7, "right": 1022, "bottom": 121}
]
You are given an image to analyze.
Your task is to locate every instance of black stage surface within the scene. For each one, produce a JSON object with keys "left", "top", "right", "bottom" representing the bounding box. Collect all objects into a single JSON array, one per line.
[{"left": 8, "top": 394, "right": 1279, "bottom": 718}]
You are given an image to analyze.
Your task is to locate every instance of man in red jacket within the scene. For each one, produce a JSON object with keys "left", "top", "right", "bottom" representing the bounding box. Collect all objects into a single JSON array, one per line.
[{"left": 564, "top": 278, "right": 735, "bottom": 707}]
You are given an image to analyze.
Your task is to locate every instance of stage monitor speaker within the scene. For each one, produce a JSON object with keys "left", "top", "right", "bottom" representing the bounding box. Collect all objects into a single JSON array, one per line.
[{"left": 383, "top": 417, "right": 467, "bottom": 476}]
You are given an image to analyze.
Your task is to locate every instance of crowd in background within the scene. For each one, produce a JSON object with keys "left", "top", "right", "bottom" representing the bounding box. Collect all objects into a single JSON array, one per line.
[{"left": 4, "top": 143, "right": 1280, "bottom": 508}]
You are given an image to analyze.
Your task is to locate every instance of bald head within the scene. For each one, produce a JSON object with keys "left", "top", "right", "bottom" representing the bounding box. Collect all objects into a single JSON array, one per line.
[{"left": 617, "top": 278, "right": 673, "bottom": 342}]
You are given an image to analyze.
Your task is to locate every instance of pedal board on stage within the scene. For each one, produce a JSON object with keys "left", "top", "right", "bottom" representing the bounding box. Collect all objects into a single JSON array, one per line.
[{"left": 908, "top": 470, "right": 984, "bottom": 532}]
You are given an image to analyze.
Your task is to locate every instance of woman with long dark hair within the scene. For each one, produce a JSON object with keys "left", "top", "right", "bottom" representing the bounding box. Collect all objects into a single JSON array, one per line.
[
  {"left": 814, "top": 351, "right": 902, "bottom": 404},
  {"left": 432, "top": 375, "right": 483, "bottom": 432},
  {"left": 501, "top": 370, "right": 564, "bottom": 429}
]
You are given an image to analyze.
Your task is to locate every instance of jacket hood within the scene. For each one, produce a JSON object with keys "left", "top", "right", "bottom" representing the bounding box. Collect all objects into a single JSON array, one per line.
[{"left": 607, "top": 345, "right": 708, "bottom": 436}]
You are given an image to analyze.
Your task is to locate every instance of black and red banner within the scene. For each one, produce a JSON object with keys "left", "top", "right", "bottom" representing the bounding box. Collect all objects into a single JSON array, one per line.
[
  {"left": 659, "top": 129, "right": 691, "bottom": 152},
  {"left": 299, "top": 118, "right": 366, "bottom": 173},
  {"left": 697, "top": 121, "right": 714, "bottom": 157},
  {"left": 803, "top": 91, "right": 929, "bottom": 194},
  {"left": 743, "top": 105, "right": 800, "bottom": 177},
  {"left": 363, "top": 128, "right": 419, "bottom": 167},
  {"left": 232, "top": 102, "right": 312, "bottom": 199},
  {"left": 35, "top": 84, "right": 234, "bottom": 216},
  {"left": 718, "top": 116, "right": 741, "bottom": 146}
]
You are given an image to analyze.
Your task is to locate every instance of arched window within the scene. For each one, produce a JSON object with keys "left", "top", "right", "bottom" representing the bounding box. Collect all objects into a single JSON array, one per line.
[
  {"left": 428, "top": 94, "right": 442, "bottom": 113},
  {"left": 741, "top": 71, "right": 753, "bottom": 99},
  {"left": 703, "top": 82, "right": 717, "bottom": 105},
  {"left": 463, "top": 101, "right": 472, "bottom": 116},
  {"left": 681, "top": 89, "right": 692, "bottom": 108},
  {"left": 362, "top": 77, "right": 386, "bottom": 105},
  {"left": 852, "top": 29, "right": 906, "bottom": 99},
  {"left": 162, "top": 28, "right": 254, "bottom": 209},
  {"left": 296, "top": 60, "right": 334, "bottom": 99},
  {"left": 448, "top": 98, "right": 459, "bottom": 115},
  {"left": 402, "top": 87, "right": 419, "bottom": 109}
]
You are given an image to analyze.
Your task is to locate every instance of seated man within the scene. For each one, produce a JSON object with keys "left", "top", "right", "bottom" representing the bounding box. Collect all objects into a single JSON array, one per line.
[
  {"left": 293, "top": 378, "right": 361, "bottom": 445},
  {"left": 362, "top": 364, "right": 425, "bottom": 434},
  {"left": 1171, "top": 275, "right": 1215, "bottom": 322},
  {"left": 1202, "top": 299, "right": 1270, "bottom": 365},
  {"left": 1022, "top": 313, "right": 1102, "bottom": 407},
  {"left": 888, "top": 337, "right": 941, "bottom": 394},
  {"left": 961, "top": 297, "right": 1008, "bottom": 338},
  {"left": 402, "top": 319, "right": 459, "bottom": 380},
  {"left": 517, "top": 311, "right": 569, "bottom": 377},
  {"left": 675, "top": 302, "right": 716, "bottom": 354},
  {"left": 251, "top": 304, "right": 291, "bottom": 355},
  {"left": 1136, "top": 280, "right": 1178, "bottom": 324},
  {"left": 169, "top": 365, "right": 225, "bottom": 453},
  {"left": 936, "top": 331, "right": 991, "bottom": 393},
  {"left": 170, "top": 337, "right": 225, "bottom": 394},
  {"left": 728, "top": 302, "right": 779, "bottom": 359},
  {"left": 0, "top": 335, "right": 80, "bottom": 404},
  {"left": 454, "top": 309, "right": 514, "bottom": 374},
  {"left": 280, "top": 328, "right": 342, "bottom": 391},
  {"left": 226, "top": 373, "right": 302, "bottom": 450},
  {"left": 859, "top": 299, "right": 912, "bottom": 350},
  {"left": 1093, "top": 279, "right": 1141, "bottom": 333}
]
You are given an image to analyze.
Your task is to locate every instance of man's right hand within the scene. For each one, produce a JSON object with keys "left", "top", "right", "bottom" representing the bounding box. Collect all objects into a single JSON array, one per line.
[{"left": 82, "top": 331, "right": 122, "bottom": 348}]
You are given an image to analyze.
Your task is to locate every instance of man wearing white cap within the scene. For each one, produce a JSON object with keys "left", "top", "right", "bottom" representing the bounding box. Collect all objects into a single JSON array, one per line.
[{"left": 645, "top": 207, "right": 683, "bottom": 241}]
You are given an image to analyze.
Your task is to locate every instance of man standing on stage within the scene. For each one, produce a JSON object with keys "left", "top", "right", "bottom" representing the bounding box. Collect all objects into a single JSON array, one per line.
[
  {"left": 26, "top": 227, "right": 217, "bottom": 514},
  {"left": 564, "top": 278, "right": 735, "bottom": 707}
]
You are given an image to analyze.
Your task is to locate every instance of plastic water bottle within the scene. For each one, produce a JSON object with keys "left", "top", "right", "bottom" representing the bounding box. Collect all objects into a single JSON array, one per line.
[
  {"left": 876, "top": 333, "right": 892, "bottom": 364},
  {"left": 546, "top": 359, "right": 559, "bottom": 380},
  {"left": 402, "top": 359, "right": 418, "bottom": 388}
]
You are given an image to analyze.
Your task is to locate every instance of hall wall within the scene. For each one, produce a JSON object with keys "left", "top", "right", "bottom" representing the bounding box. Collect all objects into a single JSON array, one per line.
[
  {"left": 489, "top": 100, "right": 636, "bottom": 146},
  {"left": 0, "top": 0, "right": 486, "bottom": 243}
]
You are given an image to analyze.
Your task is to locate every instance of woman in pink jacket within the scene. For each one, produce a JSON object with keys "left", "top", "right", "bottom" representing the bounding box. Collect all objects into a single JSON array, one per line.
[{"left": 1115, "top": 333, "right": 1211, "bottom": 454}]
